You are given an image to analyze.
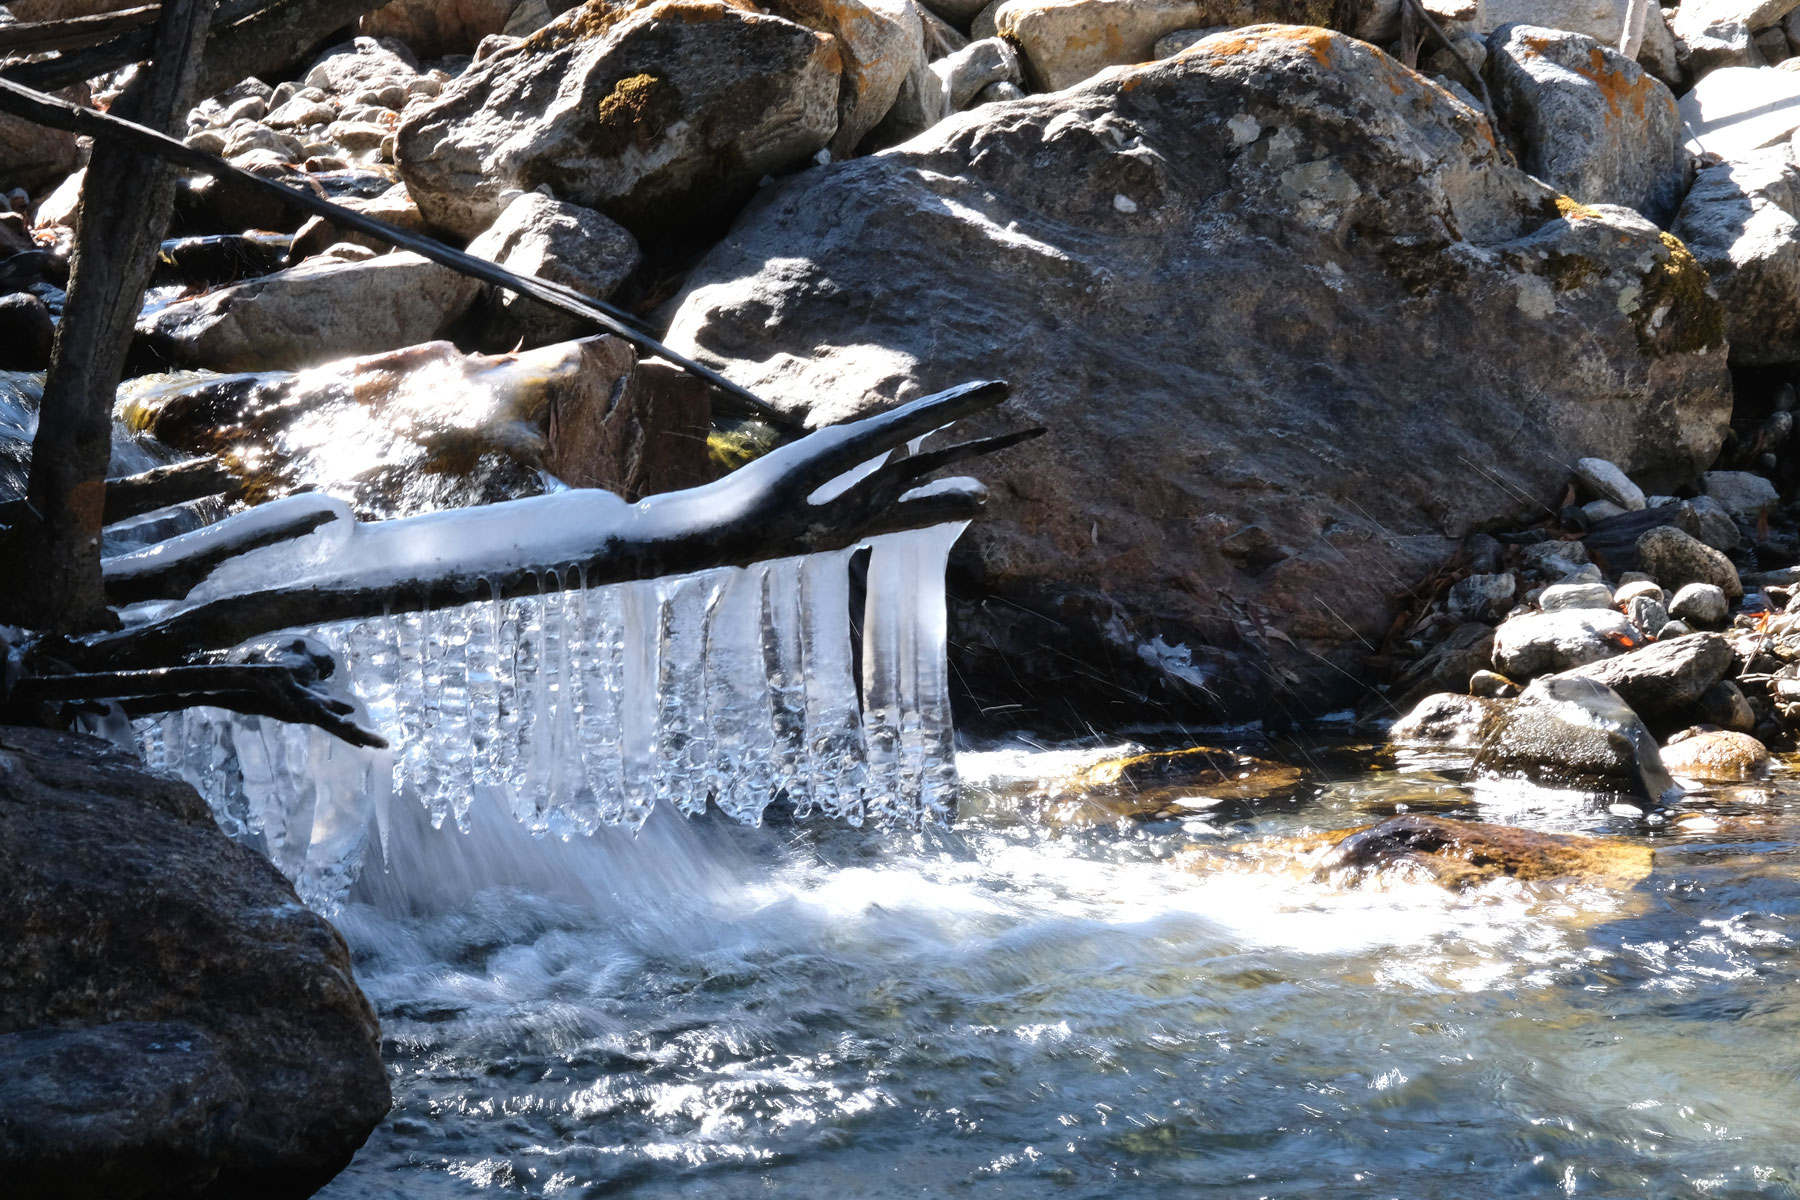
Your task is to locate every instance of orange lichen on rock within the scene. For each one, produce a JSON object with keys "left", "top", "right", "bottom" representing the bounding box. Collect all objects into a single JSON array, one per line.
[{"left": 1199, "top": 24, "right": 1336, "bottom": 69}]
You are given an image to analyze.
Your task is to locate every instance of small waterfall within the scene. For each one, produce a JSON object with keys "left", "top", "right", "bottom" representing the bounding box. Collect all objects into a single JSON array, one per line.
[{"left": 137, "top": 522, "right": 970, "bottom": 910}]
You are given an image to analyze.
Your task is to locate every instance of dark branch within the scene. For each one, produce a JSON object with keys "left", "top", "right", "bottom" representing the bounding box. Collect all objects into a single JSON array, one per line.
[{"left": 0, "top": 5, "right": 161, "bottom": 55}]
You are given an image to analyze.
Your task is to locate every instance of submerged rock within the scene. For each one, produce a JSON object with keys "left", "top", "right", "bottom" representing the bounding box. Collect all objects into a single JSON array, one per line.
[
  {"left": 119, "top": 336, "right": 713, "bottom": 519},
  {"left": 1029, "top": 744, "right": 1305, "bottom": 827},
  {"left": 664, "top": 27, "right": 1731, "bottom": 725},
  {"left": 395, "top": 0, "right": 844, "bottom": 237},
  {"left": 0, "top": 726, "right": 387, "bottom": 1198},
  {"left": 1314, "top": 813, "right": 1653, "bottom": 889},
  {"left": 1470, "top": 675, "right": 1679, "bottom": 802},
  {"left": 1659, "top": 727, "right": 1771, "bottom": 779}
]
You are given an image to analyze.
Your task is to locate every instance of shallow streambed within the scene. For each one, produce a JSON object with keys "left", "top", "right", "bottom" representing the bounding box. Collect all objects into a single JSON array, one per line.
[{"left": 319, "top": 734, "right": 1800, "bottom": 1199}]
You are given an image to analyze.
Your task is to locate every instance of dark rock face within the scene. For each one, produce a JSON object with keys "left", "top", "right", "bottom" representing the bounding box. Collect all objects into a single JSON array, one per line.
[
  {"left": 0, "top": 726, "right": 388, "bottom": 1199},
  {"left": 665, "top": 26, "right": 1731, "bottom": 727}
]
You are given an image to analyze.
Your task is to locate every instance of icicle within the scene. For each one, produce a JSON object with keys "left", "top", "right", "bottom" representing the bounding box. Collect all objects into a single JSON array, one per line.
[
  {"left": 762, "top": 557, "right": 812, "bottom": 818},
  {"left": 703, "top": 564, "right": 779, "bottom": 823},
  {"left": 799, "top": 548, "right": 867, "bottom": 824},
  {"left": 576, "top": 581, "right": 626, "bottom": 830},
  {"left": 617, "top": 579, "right": 659, "bottom": 828},
  {"left": 860, "top": 534, "right": 909, "bottom": 822},
  {"left": 654, "top": 571, "right": 720, "bottom": 816},
  {"left": 466, "top": 579, "right": 503, "bottom": 798},
  {"left": 907, "top": 522, "right": 968, "bottom": 823}
]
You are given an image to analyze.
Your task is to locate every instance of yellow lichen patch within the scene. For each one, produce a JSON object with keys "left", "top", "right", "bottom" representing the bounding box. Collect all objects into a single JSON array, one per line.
[
  {"left": 1199, "top": 24, "right": 1337, "bottom": 70},
  {"left": 591, "top": 72, "right": 683, "bottom": 156},
  {"left": 1553, "top": 194, "right": 1603, "bottom": 221},
  {"left": 1633, "top": 230, "right": 1727, "bottom": 355}
]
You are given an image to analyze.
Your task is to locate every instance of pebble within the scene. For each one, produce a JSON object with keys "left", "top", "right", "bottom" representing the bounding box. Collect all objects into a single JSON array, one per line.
[
  {"left": 1626, "top": 594, "right": 1669, "bottom": 636},
  {"left": 1668, "top": 581, "right": 1730, "bottom": 627},
  {"left": 1657, "top": 619, "right": 1694, "bottom": 639},
  {"left": 1573, "top": 456, "right": 1646, "bottom": 510},
  {"left": 266, "top": 98, "right": 337, "bottom": 130}
]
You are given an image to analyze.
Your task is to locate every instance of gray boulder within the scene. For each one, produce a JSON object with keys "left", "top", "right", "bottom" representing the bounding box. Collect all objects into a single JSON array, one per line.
[
  {"left": 303, "top": 35, "right": 419, "bottom": 95},
  {"left": 466, "top": 190, "right": 641, "bottom": 349},
  {"left": 664, "top": 27, "right": 1731, "bottom": 723},
  {"left": 1701, "top": 468, "right": 1780, "bottom": 516},
  {"left": 1470, "top": 675, "right": 1680, "bottom": 801},
  {"left": 1636, "top": 524, "right": 1744, "bottom": 598},
  {"left": 1539, "top": 580, "right": 1614, "bottom": 611},
  {"left": 1682, "top": 493, "right": 1744, "bottom": 550},
  {"left": 395, "top": 0, "right": 843, "bottom": 237},
  {"left": 1449, "top": 571, "right": 1518, "bottom": 621},
  {"left": 1574, "top": 455, "right": 1646, "bottom": 510},
  {"left": 764, "top": 0, "right": 924, "bottom": 156},
  {"left": 1672, "top": 146, "right": 1800, "bottom": 366},
  {"left": 1485, "top": 25, "right": 1688, "bottom": 224},
  {"left": 0, "top": 726, "right": 387, "bottom": 1198},
  {"left": 1695, "top": 677, "right": 1757, "bottom": 729},
  {"left": 1492, "top": 607, "right": 1639, "bottom": 679},
  {"left": 1549, "top": 630, "right": 1735, "bottom": 716},
  {"left": 136, "top": 252, "right": 482, "bottom": 373},
  {"left": 359, "top": 0, "right": 521, "bottom": 57},
  {"left": 934, "top": 37, "right": 1023, "bottom": 111},
  {"left": 1387, "top": 621, "right": 1498, "bottom": 714}
]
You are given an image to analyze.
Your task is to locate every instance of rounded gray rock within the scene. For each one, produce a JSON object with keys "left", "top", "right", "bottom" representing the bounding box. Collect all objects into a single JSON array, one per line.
[
  {"left": 1667, "top": 581, "right": 1730, "bottom": 626},
  {"left": 1635, "top": 525, "right": 1744, "bottom": 599}
]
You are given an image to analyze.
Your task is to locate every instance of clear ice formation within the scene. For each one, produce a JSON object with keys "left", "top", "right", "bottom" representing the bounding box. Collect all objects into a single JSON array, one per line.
[{"left": 135, "top": 522, "right": 971, "bottom": 910}]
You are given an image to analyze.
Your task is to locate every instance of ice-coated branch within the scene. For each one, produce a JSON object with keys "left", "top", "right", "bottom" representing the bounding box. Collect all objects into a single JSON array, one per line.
[{"left": 54, "top": 380, "right": 1028, "bottom": 674}]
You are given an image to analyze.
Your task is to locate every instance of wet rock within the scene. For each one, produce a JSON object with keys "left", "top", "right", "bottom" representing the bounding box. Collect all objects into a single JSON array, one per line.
[
  {"left": 1678, "top": 65, "right": 1800, "bottom": 160},
  {"left": 765, "top": 0, "right": 924, "bottom": 155},
  {"left": 1659, "top": 727, "right": 1770, "bottom": 779},
  {"left": 1696, "top": 678, "right": 1757, "bottom": 729},
  {"left": 1668, "top": 581, "right": 1731, "bottom": 627},
  {"left": 1448, "top": 571, "right": 1517, "bottom": 621},
  {"left": 664, "top": 27, "right": 1732, "bottom": 723},
  {"left": 1573, "top": 456, "right": 1646, "bottom": 511},
  {"left": 1539, "top": 580, "right": 1614, "bottom": 611},
  {"left": 1388, "top": 692, "right": 1513, "bottom": 748},
  {"left": 119, "top": 336, "right": 711, "bottom": 518},
  {"left": 1701, "top": 469, "right": 1779, "bottom": 517},
  {"left": 0, "top": 725, "right": 387, "bottom": 1198},
  {"left": 1492, "top": 607, "right": 1639, "bottom": 678},
  {"left": 994, "top": 0, "right": 1337, "bottom": 91},
  {"left": 396, "top": 0, "right": 844, "bottom": 238},
  {"left": 1470, "top": 675, "right": 1679, "bottom": 801},
  {"left": 465, "top": 191, "right": 640, "bottom": 348},
  {"left": 360, "top": 0, "right": 520, "bottom": 57},
  {"left": 1470, "top": 669, "right": 1522, "bottom": 698},
  {"left": 934, "top": 36, "right": 1023, "bottom": 110},
  {"left": 1636, "top": 525, "right": 1744, "bottom": 599},
  {"left": 1030, "top": 744, "right": 1306, "bottom": 827},
  {"left": 1484, "top": 25, "right": 1688, "bottom": 224},
  {"left": 0, "top": 293, "right": 53, "bottom": 371},
  {"left": 135, "top": 252, "right": 481, "bottom": 373},
  {"left": 1550, "top": 630, "right": 1734, "bottom": 716},
  {"left": 1314, "top": 813, "right": 1654, "bottom": 889}
]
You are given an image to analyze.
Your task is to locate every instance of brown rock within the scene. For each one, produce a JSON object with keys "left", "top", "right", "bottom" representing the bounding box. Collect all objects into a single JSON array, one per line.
[
  {"left": 1313, "top": 813, "right": 1654, "bottom": 890},
  {"left": 1659, "top": 728, "right": 1770, "bottom": 780}
]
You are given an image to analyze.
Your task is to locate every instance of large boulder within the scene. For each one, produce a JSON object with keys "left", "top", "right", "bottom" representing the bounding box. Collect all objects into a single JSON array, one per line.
[
  {"left": 0, "top": 725, "right": 387, "bottom": 1198},
  {"left": 1470, "top": 675, "right": 1680, "bottom": 801},
  {"left": 664, "top": 27, "right": 1732, "bottom": 725},
  {"left": 1484, "top": 25, "right": 1688, "bottom": 224},
  {"left": 1549, "top": 631, "right": 1735, "bottom": 717},
  {"left": 394, "top": 0, "right": 844, "bottom": 238},
  {"left": 134, "top": 251, "right": 483, "bottom": 373},
  {"left": 1679, "top": 65, "right": 1800, "bottom": 160},
  {"left": 764, "top": 0, "right": 925, "bottom": 156}
]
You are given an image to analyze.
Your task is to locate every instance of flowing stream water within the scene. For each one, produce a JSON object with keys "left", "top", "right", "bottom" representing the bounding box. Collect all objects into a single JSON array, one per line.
[{"left": 309, "top": 735, "right": 1800, "bottom": 1199}]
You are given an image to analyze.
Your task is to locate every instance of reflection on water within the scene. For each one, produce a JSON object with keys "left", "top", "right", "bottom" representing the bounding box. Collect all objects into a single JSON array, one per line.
[{"left": 319, "top": 734, "right": 1800, "bottom": 1199}]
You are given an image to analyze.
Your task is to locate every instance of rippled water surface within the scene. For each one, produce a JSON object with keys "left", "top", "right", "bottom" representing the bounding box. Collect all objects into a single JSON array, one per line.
[{"left": 320, "top": 735, "right": 1800, "bottom": 1199}]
